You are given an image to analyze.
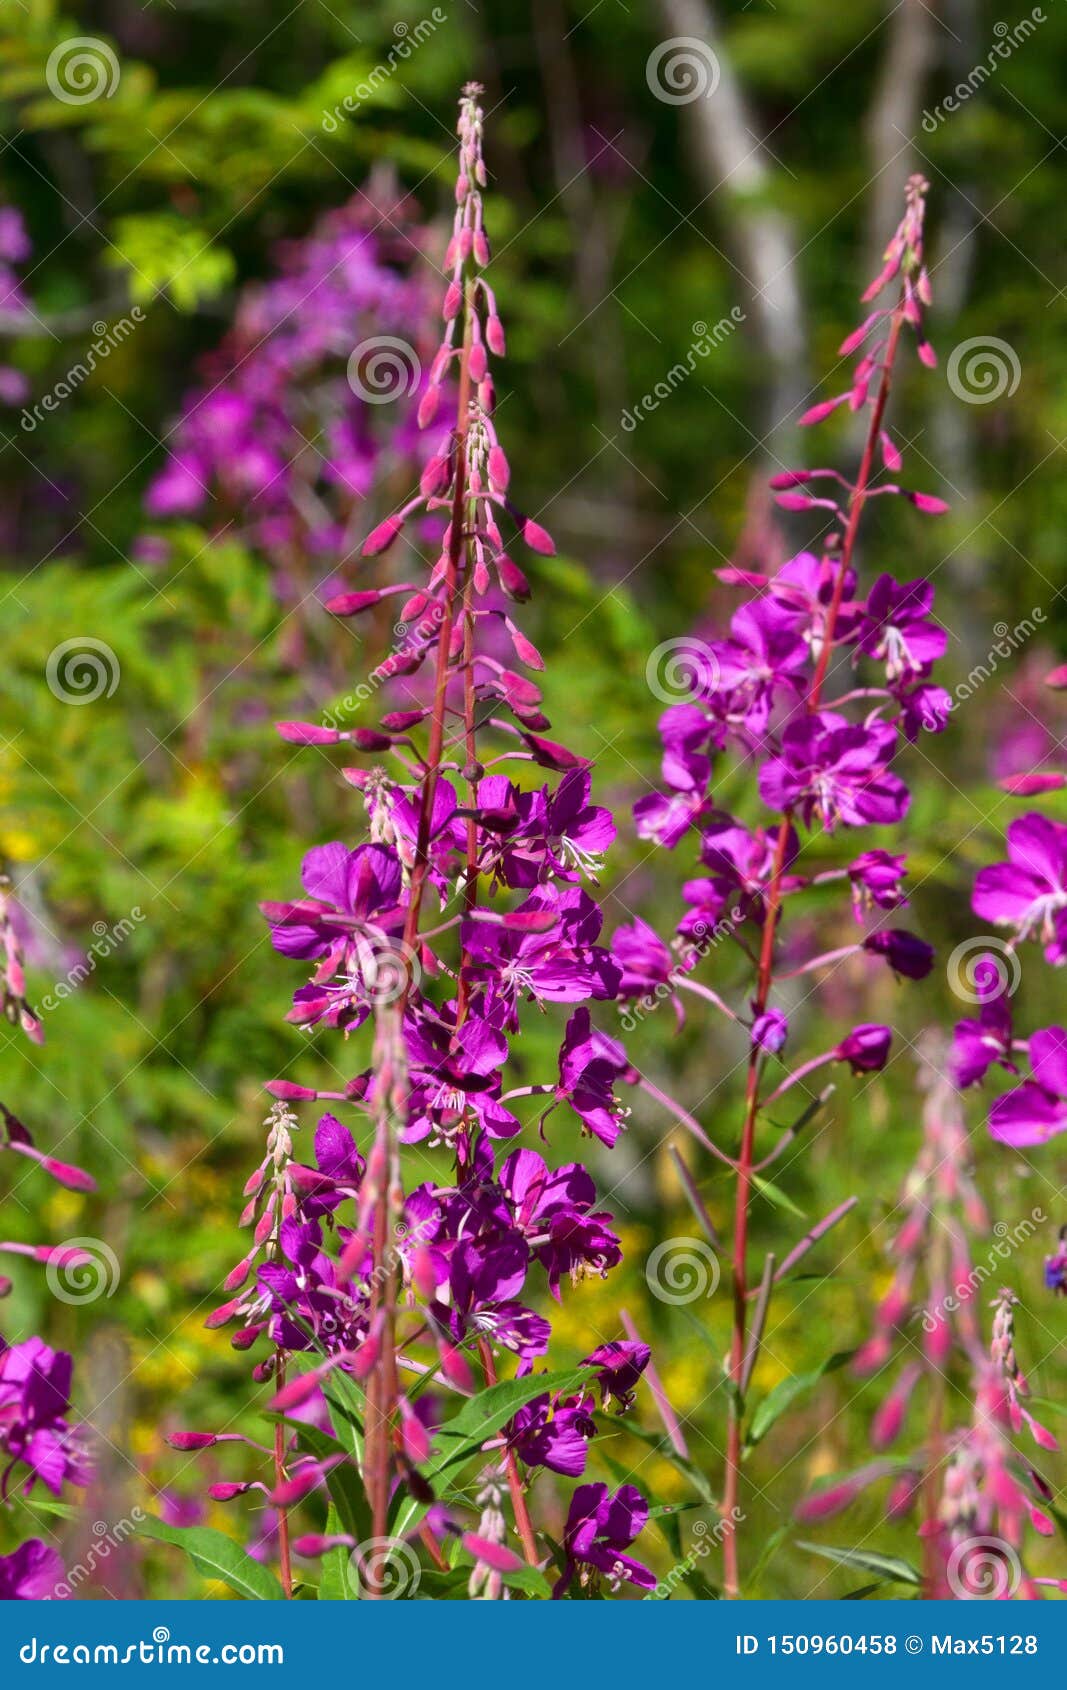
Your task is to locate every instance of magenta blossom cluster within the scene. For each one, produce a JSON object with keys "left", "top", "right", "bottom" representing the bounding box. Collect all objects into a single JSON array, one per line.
[
  {"left": 619, "top": 175, "right": 948, "bottom": 1598},
  {"left": 184, "top": 86, "right": 653, "bottom": 1599},
  {"left": 797, "top": 1067, "right": 1062, "bottom": 1596},
  {"left": 143, "top": 188, "right": 444, "bottom": 603}
]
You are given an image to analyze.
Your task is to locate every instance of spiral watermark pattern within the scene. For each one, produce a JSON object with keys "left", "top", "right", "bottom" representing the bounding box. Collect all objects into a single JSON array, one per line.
[
  {"left": 645, "top": 637, "right": 719, "bottom": 705},
  {"left": 946, "top": 336, "right": 1021, "bottom": 404},
  {"left": 46, "top": 638, "right": 120, "bottom": 705},
  {"left": 947, "top": 1534, "right": 1022, "bottom": 1599},
  {"left": 46, "top": 1237, "right": 121, "bottom": 1305},
  {"left": 347, "top": 336, "right": 422, "bottom": 404},
  {"left": 362, "top": 939, "right": 422, "bottom": 1007},
  {"left": 350, "top": 1535, "right": 421, "bottom": 1597},
  {"left": 46, "top": 37, "right": 121, "bottom": 105},
  {"left": 645, "top": 1236, "right": 720, "bottom": 1305},
  {"left": 646, "top": 37, "right": 720, "bottom": 105},
  {"left": 946, "top": 936, "right": 1021, "bottom": 1004}
]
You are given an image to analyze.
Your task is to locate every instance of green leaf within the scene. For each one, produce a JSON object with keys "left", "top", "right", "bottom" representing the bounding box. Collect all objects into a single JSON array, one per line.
[
  {"left": 750, "top": 1172, "right": 807, "bottom": 1219},
  {"left": 137, "top": 1518, "right": 284, "bottom": 1600},
  {"left": 745, "top": 1351, "right": 853, "bottom": 1449},
  {"left": 318, "top": 1504, "right": 357, "bottom": 1601},
  {"left": 797, "top": 1542, "right": 921, "bottom": 1587}
]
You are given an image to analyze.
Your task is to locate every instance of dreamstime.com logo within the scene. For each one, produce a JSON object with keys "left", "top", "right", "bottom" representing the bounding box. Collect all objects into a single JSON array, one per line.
[{"left": 19, "top": 1630, "right": 284, "bottom": 1666}]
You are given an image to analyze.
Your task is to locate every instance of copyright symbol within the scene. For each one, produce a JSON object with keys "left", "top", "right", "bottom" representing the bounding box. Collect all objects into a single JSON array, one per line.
[{"left": 905, "top": 1637, "right": 923, "bottom": 1654}]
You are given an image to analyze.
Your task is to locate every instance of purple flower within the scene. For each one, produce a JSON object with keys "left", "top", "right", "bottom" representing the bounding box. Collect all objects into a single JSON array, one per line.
[
  {"left": 463, "top": 886, "right": 620, "bottom": 1027},
  {"left": 633, "top": 705, "right": 711, "bottom": 848},
  {"left": 950, "top": 962, "right": 1016, "bottom": 1089},
  {"left": 0, "top": 1539, "right": 66, "bottom": 1599},
  {"left": 989, "top": 1026, "right": 1067, "bottom": 1147},
  {"left": 862, "top": 928, "right": 934, "bottom": 980},
  {"left": 849, "top": 850, "right": 908, "bottom": 917},
  {"left": 758, "top": 713, "right": 909, "bottom": 833},
  {"left": 973, "top": 814, "right": 1067, "bottom": 959},
  {"left": 835, "top": 1023, "right": 893, "bottom": 1073},
  {"left": 0, "top": 1336, "right": 90, "bottom": 1498},
  {"left": 508, "top": 1395, "right": 593, "bottom": 1476},
  {"left": 752, "top": 1007, "right": 789, "bottom": 1054},
  {"left": 498, "top": 1146, "right": 622, "bottom": 1295},
  {"left": 556, "top": 1009, "right": 630, "bottom": 1148},
  {"left": 403, "top": 1007, "right": 521, "bottom": 1143},
  {"left": 554, "top": 1482, "right": 655, "bottom": 1596},
  {"left": 581, "top": 1340, "right": 651, "bottom": 1410},
  {"left": 858, "top": 574, "right": 946, "bottom": 681},
  {"left": 611, "top": 918, "right": 676, "bottom": 1000},
  {"left": 709, "top": 600, "right": 809, "bottom": 730},
  {"left": 445, "top": 1238, "right": 551, "bottom": 1365}
]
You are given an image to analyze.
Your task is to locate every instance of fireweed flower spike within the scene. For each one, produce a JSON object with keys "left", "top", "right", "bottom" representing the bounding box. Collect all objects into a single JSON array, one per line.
[
  {"left": 189, "top": 86, "right": 652, "bottom": 1601},
  {"left": 628, "top": 176, "right": 946, "bottom": 1597},
  {"left": 797, "top": 1061, "right": 1063, "bottom": 1597}
]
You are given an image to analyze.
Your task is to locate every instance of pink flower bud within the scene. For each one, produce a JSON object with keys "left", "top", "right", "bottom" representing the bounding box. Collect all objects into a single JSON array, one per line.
[
  {"left": 418, "top": 383, "right": 442, "bottom": 428},
  {"left": 325, "top": 590, "right": 384, "bottom": 616},
  {"left": 488, "top": 446, "right": 510, "bottom": 491},
  {"left": 361, "top": 514, "right": 404, "bottom": 557},
  {"left": 468, "top": 341, "right": 488, "bottom": 382},
  {"left": 276, "top": 722, "right": 341, "bottom": 745},
  {"left": 167, "top": 1431, "right": 218, "bottom": 1450},
  {"left": 486, "top": 315, "right": 505, "bottom": 356},
  {"left": 521, "top": 517, "right": 555, "bottom": 555}
]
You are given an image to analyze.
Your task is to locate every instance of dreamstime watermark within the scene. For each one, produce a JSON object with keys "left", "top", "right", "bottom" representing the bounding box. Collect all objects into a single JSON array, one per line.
[
  {"left": 46, "top": 1237, "right": 121, "bottom": 1305},
  {"left": 46, "top": 638, "right": 120, "bottom": 704},
  {"left": 618, "top": 910, "right": 743, "bottom": 1034},
  {"left": 645, "top": 1511, "right": 745, "bottom": 1599},
  {"left": 645, "top": 1236, "right": 720, "bottom": 1304},
  {"left": 920, "top": 1210, "right": 1045, "bottom": 1331},
  {"left": 645, "top": 635, "right": 720, "bottom": 704},
  {"left": 946, "top": 1534, "right": 1022, "bottom": 1599},
  {"left": 50, "top": 1510, "right": 146, "bottom": 1600},
  {"left": 41, "top": 910, "right": 145, "bottom": 1013},
  {"left": 347, "top": 335, "right": 422, "bottom": 404},
  {"left": 322, "top": 603, "right": 445, "bottom": 729},
  {"left": 946, "top": 336, "right": 1022, "bottom": 404},
  {"left": 927, "top": 610, "right": 1044, "bottom": 726},
  {"left": 350, "top": 1535, "right": 421, "bottom": 1597},
  {"left": 945, "top": 935, "right": 1022, "bottom": 1005},
  {"left": 921, "top": 12, "right": 1046, "bottom": 131},
  {"left": 646, "top": 37, "right": 720, "bottom": 105},
  {"left": 322, "top": 11, "right": 447, "bottom": 131},
  {"left": 622, "top": 312, "right": 746, "bottom": 431},
  {"left": 20, "top": 1632, "right": 284, "bottom": 1666},
  {"left": 45, "top": 36, "right": 121, "bottom": 105},
  {"left": 21, "top": 309, "right": 144, "bottom": 432}
]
